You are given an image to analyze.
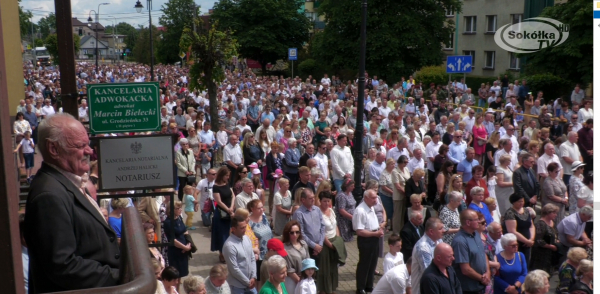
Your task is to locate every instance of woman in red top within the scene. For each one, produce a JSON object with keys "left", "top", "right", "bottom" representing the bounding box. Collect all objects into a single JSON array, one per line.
[
  {"left": 472, "top": 114, "right": 488, "bottom": 164},
  {"left": 465, "top": 165, "right": 489, "bottom": 205}
]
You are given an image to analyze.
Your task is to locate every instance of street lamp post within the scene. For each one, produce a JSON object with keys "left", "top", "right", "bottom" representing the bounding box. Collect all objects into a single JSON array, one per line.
[
  {"left": 135, "top": 0, "right": 154, "bottom": 81},
  {"left": 352, "top": 0, "right": 368, "bottom": 202},
  {"left": 88, "top": 3, "right": 109, "bottom": 70}
]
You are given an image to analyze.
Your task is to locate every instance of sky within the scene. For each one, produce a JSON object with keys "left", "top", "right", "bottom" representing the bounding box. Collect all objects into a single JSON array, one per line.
[{"left": 21, "top": 0, "right": 215, "bottom": 29}]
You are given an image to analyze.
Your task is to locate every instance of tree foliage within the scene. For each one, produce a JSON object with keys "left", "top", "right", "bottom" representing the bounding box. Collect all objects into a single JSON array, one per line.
[
  {"left": 212, "top": 0, "right": 310, "bottom": 73},
  {"left": 106, "top": 22, "right": 139, "bottom": 52},
  {"left": 180, "top": 18, "right": 238, "bottom": 132},
  {"left": 45, "top": 33, "right": 81, "bottom": 64},
  {"left": 133, "top": 26, "right": 160, "bottom": 65},
  {"left": 37, "top": 13, "right": 56, "bottom": 40},
  {"left": 312, "top": 0, "right": 461, "bottom": 81},
  {"left": 522, "top": 0, "right": 592, "bottom": 86},
  {"left": 18, "top": 0, "right": 33, "bottom": 38},
  {"left": 415, "top": 65, "right": 447, "bottom": 88},
  {"left": 158, "top": 0, "right": 199, "bottom": 64},
  {"left": 520, "top": 73, "right": 572, "bottom": 102}
]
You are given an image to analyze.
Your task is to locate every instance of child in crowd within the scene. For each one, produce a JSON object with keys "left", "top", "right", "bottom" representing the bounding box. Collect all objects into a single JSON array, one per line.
[
  {"left": 252, "top": 171, "right": 265, "bottom": 205},
  {"left": 183, "top": 185, "right": 197, "bottom": 230},
  {"left": 295, "top": 259, "right": 318, "bottom": 294},
  {"left": 199, "top": 144, "right": 212, "bottom": 178},
  {"left": 13, "top": 131, "right": 35, "bottom": 183},
  {"left": 383, "top": 233, "right": 404, "bottom": 274}
]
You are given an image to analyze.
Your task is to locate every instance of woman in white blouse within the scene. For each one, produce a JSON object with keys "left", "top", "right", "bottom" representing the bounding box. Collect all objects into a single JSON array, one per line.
[{"left": 317, "top": 190, "right": 346, "bottom": 294}]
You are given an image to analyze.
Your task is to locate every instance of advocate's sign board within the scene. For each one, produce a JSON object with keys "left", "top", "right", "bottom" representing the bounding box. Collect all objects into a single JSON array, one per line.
[
  {"left": 97, "top": 135, "right": 176, "bottom": 191},
  {"left": 88, "top": 82, "right": 161, "bottom": 134}
]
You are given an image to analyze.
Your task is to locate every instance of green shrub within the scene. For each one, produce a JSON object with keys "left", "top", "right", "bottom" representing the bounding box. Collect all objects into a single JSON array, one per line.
[
  {"left": 415, "top": 65, "right": 447, "bottom": 87},
  {"left": 520, "top": 73, "right": 572, "bottom": 103},
  {"left": 298, "top": 59, "right": 318, "bottom": 77}
]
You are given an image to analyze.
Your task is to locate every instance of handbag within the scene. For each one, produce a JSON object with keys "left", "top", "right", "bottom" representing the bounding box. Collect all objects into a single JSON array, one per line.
[
  {"left": 182, "top": 150, "right": 196, "bottom": 185},
  {"left": 477, "top": 138, "right": 485, "bottom": 146}
]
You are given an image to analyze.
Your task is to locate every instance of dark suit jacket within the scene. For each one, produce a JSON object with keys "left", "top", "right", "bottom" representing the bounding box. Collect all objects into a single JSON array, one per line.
[
  {"left": 400, "top": 221, "right": 424, "bottom": 263},
  {"left": 299, "top": 152, "right": 313, "bottom": 167},
  {"left": 512, "top": 166, "right": 540, "bottom": 207},
  {"left": 24, "top": 163, "right": 120, "bottom": 293},
  {"left": 265, "top": 152, "right": 283, "bottom": 181}
]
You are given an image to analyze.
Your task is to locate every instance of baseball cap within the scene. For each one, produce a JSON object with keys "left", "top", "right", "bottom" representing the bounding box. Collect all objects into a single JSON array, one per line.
[{"left": 267, "top": 239, "right": 287, "bottom": 257}]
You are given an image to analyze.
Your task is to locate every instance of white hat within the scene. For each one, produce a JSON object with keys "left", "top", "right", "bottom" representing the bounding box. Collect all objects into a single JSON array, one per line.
[
  {"left": 571, "top": 161, "right": 586, "bottom": 171},
  {"left": 486, "top": 108, "right": 495, "bottom": 114}
]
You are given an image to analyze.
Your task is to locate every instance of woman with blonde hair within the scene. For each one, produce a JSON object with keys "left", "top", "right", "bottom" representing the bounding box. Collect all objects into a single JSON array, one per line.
[
  {"left": 108, "top": 198, "right": 130, "bottom": 243},
  {"left": 315, "top": 180, "right": 335, "bottom": 207},
  {"left": 496, "top": 154, "right": 515, "bottom": 215},
  {"left": 569, "top": 259, "right": 593, "bottom": 294},
  {"left": 557, "top": 247, "right": 588, "bottom": 294},
  {"left": 485, "top": 131, "right": 500, "bottom": 171},
  {"left": 183, "top": 275, "right": 206, "bottom": 294}
]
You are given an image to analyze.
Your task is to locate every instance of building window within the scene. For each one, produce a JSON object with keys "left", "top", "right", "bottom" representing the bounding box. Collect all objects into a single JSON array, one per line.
[
  {"left": 445, "top": 6, "right": 454, "bottom": 17},
  {"left": 511, "top": 14, "right": 523, "bottom": 31},
  {"left": 464, "top": 16, "right": 476, "bottom": 33},
  {"left": 444, "top": 33, "right": 454, "bottom": 50},
  {"left": 484, "top": 51, "right": 495, "bottom": 69},
  {"left": 509, "top": 52, "right": 520, "bottom": 69},
  {"left": 463, "top": 50, "right": 475, "bottom": 67},
  {"left": 486, "top": 15, "right": 497, "bottom": 33}
]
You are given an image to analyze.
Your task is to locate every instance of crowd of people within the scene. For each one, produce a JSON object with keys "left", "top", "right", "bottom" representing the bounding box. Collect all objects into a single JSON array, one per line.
[{"left": 19, "top": 62, "right": 594, "bottom": 294}]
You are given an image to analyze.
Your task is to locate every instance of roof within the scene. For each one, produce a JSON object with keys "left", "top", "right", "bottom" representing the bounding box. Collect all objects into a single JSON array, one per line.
[
  {"left": 79, "top": 35, "right": 109, "bottom": 49},
  {"left": 72, "top": 17, "right": 105, "bottom": 30}
]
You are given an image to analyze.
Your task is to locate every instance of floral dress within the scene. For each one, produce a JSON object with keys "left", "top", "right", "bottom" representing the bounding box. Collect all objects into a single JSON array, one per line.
[
  {"left": 569, "top": 175, "right": 584, "bottom": 214},
  {"left": 531, "top": 219, "right": 558, "bottom": 275},
  {"left": 158, "top": 198, "right": 169, "bottom": 266},
  {"left": 335, "top": 191, "right": 356, "bottom": 242},
  {"left": 439, "top": 205, "right": 461, "bottom": 244},
  {"left": 248, "top": 213, "right": 273, "bottom": 260},
  {"left": 300, "top": 127, "right": 312, "bottom": 146}
]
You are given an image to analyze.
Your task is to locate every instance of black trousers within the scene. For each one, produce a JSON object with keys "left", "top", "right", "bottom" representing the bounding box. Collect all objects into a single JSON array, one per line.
[
  {"left": 178, "top": 176, "right": 188, "bottom": 201},
  {"left": 427, "top": 169, "right": 437, "bottom": 205},
  {"left": 356, "top": 236, "right": 379, "bottom": 291}
]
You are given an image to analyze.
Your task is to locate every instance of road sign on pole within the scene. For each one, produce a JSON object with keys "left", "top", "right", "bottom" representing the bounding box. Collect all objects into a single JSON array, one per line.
[
  {"left": 288, "top": 48, "right": 297, "bottom": 61},
  {"left": 88, "top": 82, "right": 161, "bottom": 134},
  {"left": 446, "top": 55, "right": 473, "bottom": 73}
]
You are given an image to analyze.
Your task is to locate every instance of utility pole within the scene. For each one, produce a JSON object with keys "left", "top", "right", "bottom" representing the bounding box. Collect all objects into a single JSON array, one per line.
[
  {"left": 352, "top": 0, "right": 367, "bottom": 202},
  {"left": 54, "top": 0, "right": 80, "bottom": 117}
]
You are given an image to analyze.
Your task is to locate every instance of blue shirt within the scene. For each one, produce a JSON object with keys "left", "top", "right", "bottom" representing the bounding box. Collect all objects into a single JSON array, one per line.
[
  {"left": 468, "top": 202, "right": 494, "bottom": 225},
  {"left": 451, "top": 229, "right": 488, "bottom": 292},
  {"left": 457, "top": 159, "right": 479, "bottom": 183},
  {"left": 448, "top": 141, "right": 468, "bottom": 164},
  {"left": 247, "top": 105, "right": 259, "bottom": 121},
  {"left": 184, "top": 194, "right": 196, "bottom": 212},
  {"left": 23, "top": 111, "right": 38, "bottom": 128},
  {"left": 108, "top": 216, "right": 122, "bottom": 238},
  {"left": 260, "top": 112, "right": 274, "bottom": 123},
  {"left": 494, "top": 252, "right": 528, "bottom": 294},
  {"left": 199, "top": 130, "right": 215, "bottom": 145},
  {"left": 292, "top": 205, "right": 325, "bottom": 249}
]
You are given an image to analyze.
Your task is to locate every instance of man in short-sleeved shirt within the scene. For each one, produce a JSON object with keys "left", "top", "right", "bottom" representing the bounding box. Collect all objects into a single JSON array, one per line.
[
  {"left": 451, "top": 209, "right": 490, "bottom": 294},
  {"left": 353, "top": 190, "right": 385, "bottom": 293},
  {"left": 371, "top": 264, "right": 411, "bottom": 294},
  {"left": 420, "top": 243, "right": 462, "bottom": 294},
  {"left": 557, "top": 207, "right": 592, "bottom": 248},
  {"left": 457, "top": 148, "right": 479, "bottom": 183}
]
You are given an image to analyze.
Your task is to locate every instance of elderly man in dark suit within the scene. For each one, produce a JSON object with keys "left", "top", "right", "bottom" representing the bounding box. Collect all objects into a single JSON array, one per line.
[
  {"left": 400, "top": 210, "right": 425, "bottom": 263},
  {"left": 512, "top": 152, "right": 540, "bottom": 207},
  {"left": 24, "top": 113, "right": 120, "bottom": 293}
]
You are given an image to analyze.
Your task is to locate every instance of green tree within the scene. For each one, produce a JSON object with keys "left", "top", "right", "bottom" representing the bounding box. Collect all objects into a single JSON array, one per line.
[
  {"left": 180, "top": 19, "right": 238, "bottom": 132},
  {"left": 522, "top": 0, "right": 592, "bottom": 87},
  {"left": 312, "top": 0, "right": 461, "bottom": 81},
  {"left": 45, "top": 33, "right": 81, "bottom": 64},
  {"left": 18, "top": 0, "right": 33, "bottom": 38},
  {"left": 133, "top": 26, "right": 160, "bottom": 65},
  {"left": 105, "top": 22, "right": 139, "bottom": 52},
  {"left": 212, "top": 0, "right": 310, "bottom": 74},
  {"left": 158, "top": 0, "right": 199, "bottom": 64},
  {"left": 37, "top": 13, "right": 56, "bottom": 40}
]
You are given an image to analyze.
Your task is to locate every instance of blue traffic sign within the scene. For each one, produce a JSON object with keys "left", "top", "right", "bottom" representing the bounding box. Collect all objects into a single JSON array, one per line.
[
  {"left": 288, "top": 48, "right": 298, "bottom": 61},
  {"left": 446, "top": 55, "right": 473, "bottom": 73}
]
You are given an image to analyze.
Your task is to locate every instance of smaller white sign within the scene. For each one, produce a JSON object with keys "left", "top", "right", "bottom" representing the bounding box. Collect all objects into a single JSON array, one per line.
[{"left": 98, "top": 135, "right": 175, "bottom": 191}]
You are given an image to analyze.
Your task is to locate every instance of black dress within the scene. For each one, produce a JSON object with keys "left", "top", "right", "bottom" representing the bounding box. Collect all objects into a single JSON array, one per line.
[
  {"left": 164, "top": 215, "right": 189, "bottom": 277},
  {"left": 503, "top": 207, "right": 533, "bottom": 262},
  {"left": 530, "top": 219, "right": 558, "bottom": 274},
  {"left": 405, "top": 178, "right": 427, "bottom": 206},
  {"left": 484, "top": 143, "right": 498, "bottom": 172},
  {"left": 211, "top": 184, "right": 232, "bottom": 252}
]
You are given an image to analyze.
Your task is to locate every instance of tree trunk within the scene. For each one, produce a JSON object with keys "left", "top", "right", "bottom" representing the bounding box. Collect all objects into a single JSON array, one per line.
[{"left": 208, "top": 77, "right": 219, "bottom": 133}]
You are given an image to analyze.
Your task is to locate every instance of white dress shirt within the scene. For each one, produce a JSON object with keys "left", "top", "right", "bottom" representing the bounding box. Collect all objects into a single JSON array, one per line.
[
  {"left": 330, "top": 145, "right": 354, "bottom": 180},
  {"left": 314, "top": 152, "right": 329, "bottom": 180}
]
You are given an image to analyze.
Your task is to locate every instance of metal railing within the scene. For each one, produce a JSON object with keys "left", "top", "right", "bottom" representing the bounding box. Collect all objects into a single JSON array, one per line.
[{"left": 53, "top": 207, "right": 157, "bottom": 294}]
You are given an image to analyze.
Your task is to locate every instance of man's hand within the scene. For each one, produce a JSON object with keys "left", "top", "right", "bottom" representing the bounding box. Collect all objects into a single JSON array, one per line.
[
  {"left": 248, "top": 278, "right": 256, "bottom": 289},
  {"left": 481, "top": 274, "right": 490, "bottom": 286},
  {"left": 529, "top": 196, "right": 537, "bottom": 205},
  {"left": 313, "top": 244, "right": 323, "bottom": 255}
]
